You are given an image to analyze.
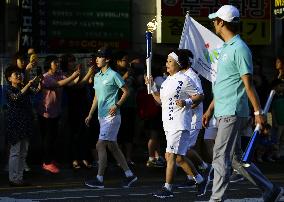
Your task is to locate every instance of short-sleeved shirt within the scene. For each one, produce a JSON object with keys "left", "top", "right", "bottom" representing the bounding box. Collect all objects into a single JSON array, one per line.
[
  {"left": 213, "top": 35, "right": 252, "bottom": 118},
  {"left": 94, "top": 67, "right": 125, "bottom": 118},
  {"left": 6, "top": 85, "right": 33, "bottom": 145},
  {"left": 160, "top": 71, "right": 198, "bottom": 131},
  {"left": 184, "top": 68, "right": 203, "bottom": 129},
  {"left": 37, "top": 72, "right": 66, "bottom": 118}
]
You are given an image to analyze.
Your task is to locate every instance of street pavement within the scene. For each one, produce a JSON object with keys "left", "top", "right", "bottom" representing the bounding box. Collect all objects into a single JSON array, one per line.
[{"left": 0, "top": 160, "right": 284, "bottom": 202}]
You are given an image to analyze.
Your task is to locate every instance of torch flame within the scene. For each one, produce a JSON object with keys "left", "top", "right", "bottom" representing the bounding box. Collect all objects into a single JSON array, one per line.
[{"left": 147, "top": 18, "right": 158, "bottom": 33}]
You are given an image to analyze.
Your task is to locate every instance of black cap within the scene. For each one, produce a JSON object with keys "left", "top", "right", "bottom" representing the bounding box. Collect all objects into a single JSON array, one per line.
[{"left": 96, "top": 46, "right": 112, "bottom": 58}]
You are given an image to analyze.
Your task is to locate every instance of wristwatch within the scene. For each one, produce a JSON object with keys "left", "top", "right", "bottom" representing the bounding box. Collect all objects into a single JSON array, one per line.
[{"left": 254, "top": 110, "right": 264, "bottom": 116}]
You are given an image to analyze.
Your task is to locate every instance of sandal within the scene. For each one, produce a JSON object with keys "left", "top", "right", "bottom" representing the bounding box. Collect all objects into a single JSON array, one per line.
[
  {"left": 72, "top": 160, "right": 81, "bottom": 170},
  {"left": 82, "top": 160, "right": 92, "bottom": 169}
]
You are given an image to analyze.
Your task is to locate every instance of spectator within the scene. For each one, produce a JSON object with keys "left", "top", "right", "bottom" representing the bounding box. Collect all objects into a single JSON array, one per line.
[
  {"left": 5, "top": 65, "right": 39, "bottom": 186},
  {"left": 253, "top": 61, "right": 269, "bottom": 106},
  {"left": 271, "top": 55, "right": 284, "bottom": 159},
  {"left": 256, "top": 124, "right": 277, "bottom": 163},
  {"left": 60, "top": 53, "right": 95, "bottom": 170},
  {"left": 136, "top": 65, "right": 166, "bottom": 168},
  {"left": 37, "top": 55, "right": 80, "bottom": 174},
  {"left": 115, "top": 51, "right": 137, "bottom": 165}
]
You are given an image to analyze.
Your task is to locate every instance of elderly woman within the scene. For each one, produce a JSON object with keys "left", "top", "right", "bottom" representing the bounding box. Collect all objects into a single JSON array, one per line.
[{"left": 146, "top": 49, "right": 207, "bottom": 198}]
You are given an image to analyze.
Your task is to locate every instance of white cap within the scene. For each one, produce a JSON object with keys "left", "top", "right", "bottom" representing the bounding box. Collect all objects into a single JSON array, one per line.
[{"left": 208, "top": 5, "right": 240, "bottom": 22}]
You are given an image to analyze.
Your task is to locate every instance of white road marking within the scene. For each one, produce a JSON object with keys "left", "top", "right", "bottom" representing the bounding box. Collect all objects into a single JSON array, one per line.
[
  {"left": 2, "top": 186, "right": 284, "bottom": 201},
  {"left": 11, "top": 186, "right": 152, "bottom": 196},
  {"left": 196, "top": 196, "right": 284, "bottom": 202},
  {"left": 128, "top": 193, "right": 152, "bottom": 196},
  {"left": 1, "top": 196, "right": 284, "bottom": 201}
]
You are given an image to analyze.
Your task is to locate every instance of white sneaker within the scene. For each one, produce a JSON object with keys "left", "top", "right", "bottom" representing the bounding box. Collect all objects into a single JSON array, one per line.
[{"left": 24, "top": 162, "right": 31, "bottom": 172}]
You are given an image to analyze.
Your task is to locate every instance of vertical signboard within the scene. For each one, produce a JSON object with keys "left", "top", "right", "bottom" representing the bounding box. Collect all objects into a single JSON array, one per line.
[
  {"left": 19, "top": 0, "right": 34, "bottom": 53},
  {"left": 159, "top": 0, "right": 271, "bottom": 45},
  {"left": 34, "top": 0, "right": 48, "bottom": 53}
]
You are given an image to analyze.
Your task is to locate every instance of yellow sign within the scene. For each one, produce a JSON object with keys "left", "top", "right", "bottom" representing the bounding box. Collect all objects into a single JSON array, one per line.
[
  {"left": 275, "top": 0, "right": 284, "bottom": 6},
  {"left": 274, "top": 0, "right": 284, "bottom": 19},
  {"left": 161, "top": 16, "right": 271, "bottom": 45}
]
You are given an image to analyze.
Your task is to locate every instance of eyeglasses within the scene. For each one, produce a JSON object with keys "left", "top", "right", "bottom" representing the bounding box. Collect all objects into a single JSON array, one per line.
[{"left": 14, "top": 72, "right": 22, "bottom": 76}]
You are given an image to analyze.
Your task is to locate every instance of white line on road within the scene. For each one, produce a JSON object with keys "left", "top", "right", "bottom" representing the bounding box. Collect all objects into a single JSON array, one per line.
[
  {"left": 196, "top": 196, "right": 284, "bottom": 202},
  {"left": 11, "top": 185, "right": 159, "bottom": 196},
  {"left": 128, "top": 193, "right": 152, "bottom": 196},
  {"left": 2, "top": 196, "right": 284, "bottom": 202},
  {"left": 4, "top": 186, "right": 284, "bottom": 202}
]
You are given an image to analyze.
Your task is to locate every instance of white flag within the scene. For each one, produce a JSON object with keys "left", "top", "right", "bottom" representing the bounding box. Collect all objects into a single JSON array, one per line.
[{"left": 179, "top": 14, "right": 224, "bottom": 82}]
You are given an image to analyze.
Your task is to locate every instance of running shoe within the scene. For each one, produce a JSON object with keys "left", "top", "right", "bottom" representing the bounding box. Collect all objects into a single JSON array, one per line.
[
  {"left": 153, "top": 186, "right": 174, "bottom": 198},
  {"left": 177, "top": 178, "right": 196, "bottom": 188},
  {"left": 122, "top": 175, "right": 138, "bottom": 188},
  {"left": 85, "top": 178, "right": 104, "bottom": 189},
  {"left": 197, "top": 164, "right": 213, "bottom": 196},
  {"left": 42, "top": 163, "right": 59, "bottom": 174}
]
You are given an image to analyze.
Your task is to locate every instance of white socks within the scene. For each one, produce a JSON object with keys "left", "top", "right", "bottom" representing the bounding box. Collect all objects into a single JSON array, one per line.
[
  {"left": 98, "top": 170, "right": 133, "bottom": 182},
  {"left": 187, "top": 175, "right": 194, "bottom": 180},
  {"left": 97, "top": 175, "right": 103, "bottom": 182},
  {"left": 125, "top": 170, "right": 134, "bottom": 178},
  {"left": 193, "top": 174, "right": 204, "bottom": 184},
  {"left": 164, "top": 183, "right": 173, "bottom": 191},
  {"left": 201, "top": 162, "right": 208, "bottom": 169}
]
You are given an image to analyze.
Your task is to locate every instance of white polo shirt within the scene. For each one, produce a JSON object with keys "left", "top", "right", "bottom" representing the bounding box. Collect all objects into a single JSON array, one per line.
[
  {"left": 160, "top": 71, "right": 198, "bottom": 132},
  {"left": 184, "top": 68, "right": 204, "bottom": 129}
]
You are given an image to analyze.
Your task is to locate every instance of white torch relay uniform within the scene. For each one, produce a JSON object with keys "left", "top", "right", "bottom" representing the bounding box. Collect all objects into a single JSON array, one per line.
[
  {"left": 160, "top": 71, "right": 198, "bottom": 155},
  {"left": 183, "top": 68, "right": 204, "bottom": 149}
]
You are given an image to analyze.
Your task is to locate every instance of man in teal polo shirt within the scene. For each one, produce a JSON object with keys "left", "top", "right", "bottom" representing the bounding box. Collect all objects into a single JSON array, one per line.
[
  {"left": 84, "top": 46, "right": 137, "bottom": 189},
  {"left": 202, "top": 5, "right": 283, "bottom": 202}
]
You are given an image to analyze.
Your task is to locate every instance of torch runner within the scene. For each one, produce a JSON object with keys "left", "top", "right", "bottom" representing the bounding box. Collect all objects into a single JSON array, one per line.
[{"left": 146, "top": 19, "right": 157, "bottom": 94}]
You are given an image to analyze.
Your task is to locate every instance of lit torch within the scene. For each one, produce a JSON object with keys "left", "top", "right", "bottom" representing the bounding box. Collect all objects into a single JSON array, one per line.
[{"left": 146, "top": 18, "right": 157, "bottom": 94}]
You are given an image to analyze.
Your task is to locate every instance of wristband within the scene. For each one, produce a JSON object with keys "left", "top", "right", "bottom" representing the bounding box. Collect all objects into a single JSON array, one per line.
[
  {"left": 115, "top": 103, "right": 120, "bottom": 108},
  {"left": 254, "top": 110, "right": 264, "bottom": 116},
  {"left": 185, "top": 98, "right": 193, "bottom": 107},
  {"left": 150, "top": 82, "right": 158, "bottom": 93}
]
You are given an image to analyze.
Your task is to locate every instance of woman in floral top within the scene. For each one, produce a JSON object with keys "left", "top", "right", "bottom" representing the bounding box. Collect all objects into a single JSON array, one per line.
[{"left": 5, "top": 65, "right": 39, "bottom": 186}]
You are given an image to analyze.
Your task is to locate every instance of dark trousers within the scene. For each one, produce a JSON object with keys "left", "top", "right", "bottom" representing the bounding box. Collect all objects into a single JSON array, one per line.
[
  {"left": 38, "top": 115, "right": 59, "bottom": 164},
  {"left": 68, "top": 114, "right": 90, "bottom": 160}
]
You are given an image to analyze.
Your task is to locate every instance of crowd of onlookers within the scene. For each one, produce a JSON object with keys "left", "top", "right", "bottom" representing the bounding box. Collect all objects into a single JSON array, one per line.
[{"left": 0, "top": 46, "right": 284, "bottom": 187}]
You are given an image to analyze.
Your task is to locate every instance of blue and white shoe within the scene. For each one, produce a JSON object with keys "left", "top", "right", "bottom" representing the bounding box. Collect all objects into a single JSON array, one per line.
[
  {"left": 153, "top": 187, "right": 174, "bottom": 198},
  {"left": 177, "top": 178, "right": 196, "bottom": 189},
  {"left": 197, "top": 164, "right": 213, "bottom": 196},
  {"left": 85, "top": 178, "right": 104, "bottom": 189},
  {"left": 122, "top": 175, "right": 138, "bottom": 188}
]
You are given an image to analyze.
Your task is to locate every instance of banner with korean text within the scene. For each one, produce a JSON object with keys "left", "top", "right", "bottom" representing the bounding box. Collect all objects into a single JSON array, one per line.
[{"left": 159, "top": 0, "right": 271, "bottom": 45}]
